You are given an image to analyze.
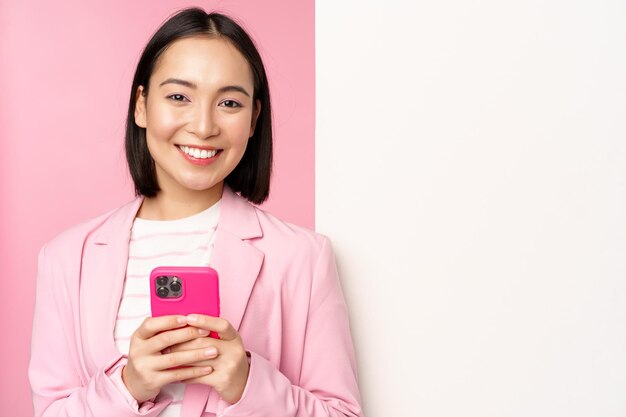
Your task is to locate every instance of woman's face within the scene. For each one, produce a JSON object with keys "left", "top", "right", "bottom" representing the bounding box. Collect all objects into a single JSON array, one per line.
[{"left": 134, "top": 36, "right": 260, "bottom": 199}]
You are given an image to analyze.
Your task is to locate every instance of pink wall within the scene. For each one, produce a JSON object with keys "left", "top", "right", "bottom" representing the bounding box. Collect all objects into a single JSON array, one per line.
[{"left": 0, "top": 1, "right": 314, "bottom": 414}]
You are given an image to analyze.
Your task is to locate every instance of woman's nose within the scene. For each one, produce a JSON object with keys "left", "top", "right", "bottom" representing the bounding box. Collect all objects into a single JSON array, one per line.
[{"left": 188, "top": 105, "right": 220, "bottom": 139}]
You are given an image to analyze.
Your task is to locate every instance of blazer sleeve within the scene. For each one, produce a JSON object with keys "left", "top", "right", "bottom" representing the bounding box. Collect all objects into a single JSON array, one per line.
[
  {"left": 216, "top": 236, "right": 364, "bottom": 417},
  {"left": 28, "top": 243, "right": 169, "bottom": 417}
]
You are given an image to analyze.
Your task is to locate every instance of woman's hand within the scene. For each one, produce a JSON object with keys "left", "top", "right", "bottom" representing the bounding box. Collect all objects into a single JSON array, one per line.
[
  {"left": 122, "top": 315, "right": 216, "bottom": 403},
  {"left": 170, "top": 314, "right": 250, "bottom": 404}
]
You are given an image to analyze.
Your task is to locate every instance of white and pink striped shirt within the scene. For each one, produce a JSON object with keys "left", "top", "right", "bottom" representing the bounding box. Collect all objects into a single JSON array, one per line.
[{"left": 113, "top": 200, "right": 221, "bottom": 416}]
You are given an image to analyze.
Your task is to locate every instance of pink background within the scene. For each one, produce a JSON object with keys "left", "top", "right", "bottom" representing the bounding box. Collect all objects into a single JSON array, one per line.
[{"left": 0, "top": 1, "right": 314, "bottom": 415}]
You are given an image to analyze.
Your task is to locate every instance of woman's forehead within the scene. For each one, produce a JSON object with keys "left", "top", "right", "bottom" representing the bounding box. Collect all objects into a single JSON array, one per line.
[{"left": 152, "top": 36, "right": 254, "bottom": 89}]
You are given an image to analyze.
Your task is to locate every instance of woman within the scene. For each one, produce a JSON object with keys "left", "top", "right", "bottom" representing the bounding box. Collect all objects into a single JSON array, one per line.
[{"left": 28, "top": 7, "right": 362, "bottom": 417}]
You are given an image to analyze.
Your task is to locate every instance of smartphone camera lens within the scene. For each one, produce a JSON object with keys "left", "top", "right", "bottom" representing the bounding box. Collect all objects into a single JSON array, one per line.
[
  {"left": 170, "top": 281, "right": 182, "bottom": 292},
  {"left": 156, "top": 276, "right": 169, "bottom": 286},
  {"left": 157, "top": 286, "right": 169, "bottom": 298}
]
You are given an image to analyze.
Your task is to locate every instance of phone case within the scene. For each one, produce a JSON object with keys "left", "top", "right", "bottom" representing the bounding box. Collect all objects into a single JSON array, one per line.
[{"left": 150, "top": 266, "right": 220, "bottom": 339}]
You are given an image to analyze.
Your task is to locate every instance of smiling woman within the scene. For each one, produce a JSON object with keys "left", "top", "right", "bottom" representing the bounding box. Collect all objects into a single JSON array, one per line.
[
  {"left": 28, "top": 7, "right": 363, "bottom": 417},
  {"left": 124, "top": 12, "right": 273, "bottom": 212},
  {"left": 133, "top": 36, "right": 261, "bottom": 220}
]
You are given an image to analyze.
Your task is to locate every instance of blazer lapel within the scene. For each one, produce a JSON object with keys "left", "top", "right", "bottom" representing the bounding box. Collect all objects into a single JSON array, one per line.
[
  {"left": 184, "top": 186, "right": 265, "bottom": 416},
  {"left": 210, "top": 185, "right": 264, "bottom": 330},
  {"left": 80, "top": 197, "right": 144, "bottom": 373}
]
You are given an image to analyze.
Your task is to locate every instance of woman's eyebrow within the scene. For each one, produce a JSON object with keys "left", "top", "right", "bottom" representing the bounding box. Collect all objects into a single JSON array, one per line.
[
  {"left": 159, "top": 78, "right": 251, "bottom": 97},
  {"left": 218, "top": 85, "right": 251, "bottom": 97},
  {"left": 159, "top": 78, "right": 196, "bottom": 89}
]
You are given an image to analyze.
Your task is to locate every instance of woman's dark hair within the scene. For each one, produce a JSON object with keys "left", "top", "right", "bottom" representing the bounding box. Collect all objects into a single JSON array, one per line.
[{"left": 125, "top": 7, "right": 272, "bottom": 204}]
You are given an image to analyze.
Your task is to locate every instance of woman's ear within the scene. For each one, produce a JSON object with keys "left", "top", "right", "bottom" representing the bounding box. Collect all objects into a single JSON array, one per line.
[
  {"left": 249, "top": 99, "right": 262, "bottom": 137},
  {"left": 134, "top": 85, "right": 147, "bottom": 128}
]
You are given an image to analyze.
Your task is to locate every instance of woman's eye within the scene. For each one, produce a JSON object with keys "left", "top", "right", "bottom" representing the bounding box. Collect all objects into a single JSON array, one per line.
[
  {"left": 220, "top": 100, "right": 241, "bottom": 108},
  {"left": 168, "top": 94, "right": 188, "bottom": 102}
]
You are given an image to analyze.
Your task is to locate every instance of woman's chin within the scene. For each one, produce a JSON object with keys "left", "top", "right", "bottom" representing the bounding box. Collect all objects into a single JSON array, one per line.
[{"left": 180, "top": 180, "right": 224, "bottom": 193}]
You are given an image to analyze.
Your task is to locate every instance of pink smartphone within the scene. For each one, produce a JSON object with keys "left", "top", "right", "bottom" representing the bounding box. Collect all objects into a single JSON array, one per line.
[{"left": 150, "top": 266, "right": 220, "bottom": 339}]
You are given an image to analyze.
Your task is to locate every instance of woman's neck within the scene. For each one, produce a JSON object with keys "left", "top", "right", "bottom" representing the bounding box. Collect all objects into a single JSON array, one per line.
[{"left": 136, "top": 183, "right": 224, "bottom": 221}]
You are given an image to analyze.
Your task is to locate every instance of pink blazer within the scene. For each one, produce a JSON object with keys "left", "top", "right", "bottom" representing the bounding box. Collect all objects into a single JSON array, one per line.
[{"left": 28, "top": 185, "right": 363, "bottom": 417}]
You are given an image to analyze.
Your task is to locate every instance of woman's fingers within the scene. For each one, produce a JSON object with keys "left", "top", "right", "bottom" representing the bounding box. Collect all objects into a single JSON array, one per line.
[
  {"left": 166, "top": 335, "right": 207, "bottom": 352},
  {"left": 159, "top": 363, "right": 214, "bottom": 387},
  {"left": 186, "top": 315, "right": 238, "bottom": 340},
  {"left": 150, "top": 325, "right": 211, "bottom": 353},
  {"left": 159, "top": 317, "right": 249, "bottom": 404},
  {"left": 165, "top": 337, "right": 225, "bottom": 367},
  {"left": 134, "top": 315, "right": 187, "bottom": 340},
  {"left": 133, "top": 316, "right": 213, "bottom": 355},
  {"left": 168, "top": 333, "right": 224, "bottom": 352},
  {"left": 156, "top": 347, "right": 219, "bottom": 371}
]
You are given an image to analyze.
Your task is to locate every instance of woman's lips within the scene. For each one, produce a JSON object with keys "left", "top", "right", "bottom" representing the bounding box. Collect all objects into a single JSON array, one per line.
[{"left": 176, "top": 145, "right": 222, "bottom": 166}]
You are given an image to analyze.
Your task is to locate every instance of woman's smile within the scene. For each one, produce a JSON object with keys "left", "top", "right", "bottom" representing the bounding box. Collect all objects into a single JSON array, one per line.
[
  {"left": 133, "top": 36, "right": 260, "bottom": 198},
  {"left": 175, "top": 144, "right": 223, "bottom": 166}
]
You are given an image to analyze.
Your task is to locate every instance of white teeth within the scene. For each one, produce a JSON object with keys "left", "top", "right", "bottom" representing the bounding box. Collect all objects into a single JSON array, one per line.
[{"left": 179, "top": 145, "right": 218, "bottom": 159}]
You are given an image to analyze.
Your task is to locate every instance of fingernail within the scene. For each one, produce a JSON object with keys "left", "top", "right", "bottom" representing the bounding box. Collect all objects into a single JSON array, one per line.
[
  {"left": 198, "top": 329, "right": 210, "bottom": 336},
  {"left": 187, "top": 315, "right": 198, "bottom": 323},
  {"left": 177, "top": 317, "right": 187, "bottom": 324},
  {"left": 202, "top": 366, "right": 213, "bottom": 373},
  {"left": 204, "top": 347, "right": 218, "bottom": 357}
]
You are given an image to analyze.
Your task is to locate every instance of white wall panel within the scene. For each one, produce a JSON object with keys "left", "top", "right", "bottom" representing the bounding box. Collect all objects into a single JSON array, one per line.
[{"left": 316, "top": 1, "right": 626, "bottom": 416}]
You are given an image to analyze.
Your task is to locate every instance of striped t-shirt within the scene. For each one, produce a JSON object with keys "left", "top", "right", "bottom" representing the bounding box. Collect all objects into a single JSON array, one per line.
[{"left": 113, "top": 199, "right": 221, "bottom": 416}]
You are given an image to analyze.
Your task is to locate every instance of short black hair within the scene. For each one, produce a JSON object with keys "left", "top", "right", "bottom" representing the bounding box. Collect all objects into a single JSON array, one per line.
[{"left": 125, "top": 7, "right": 272, "bottom": 204}]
